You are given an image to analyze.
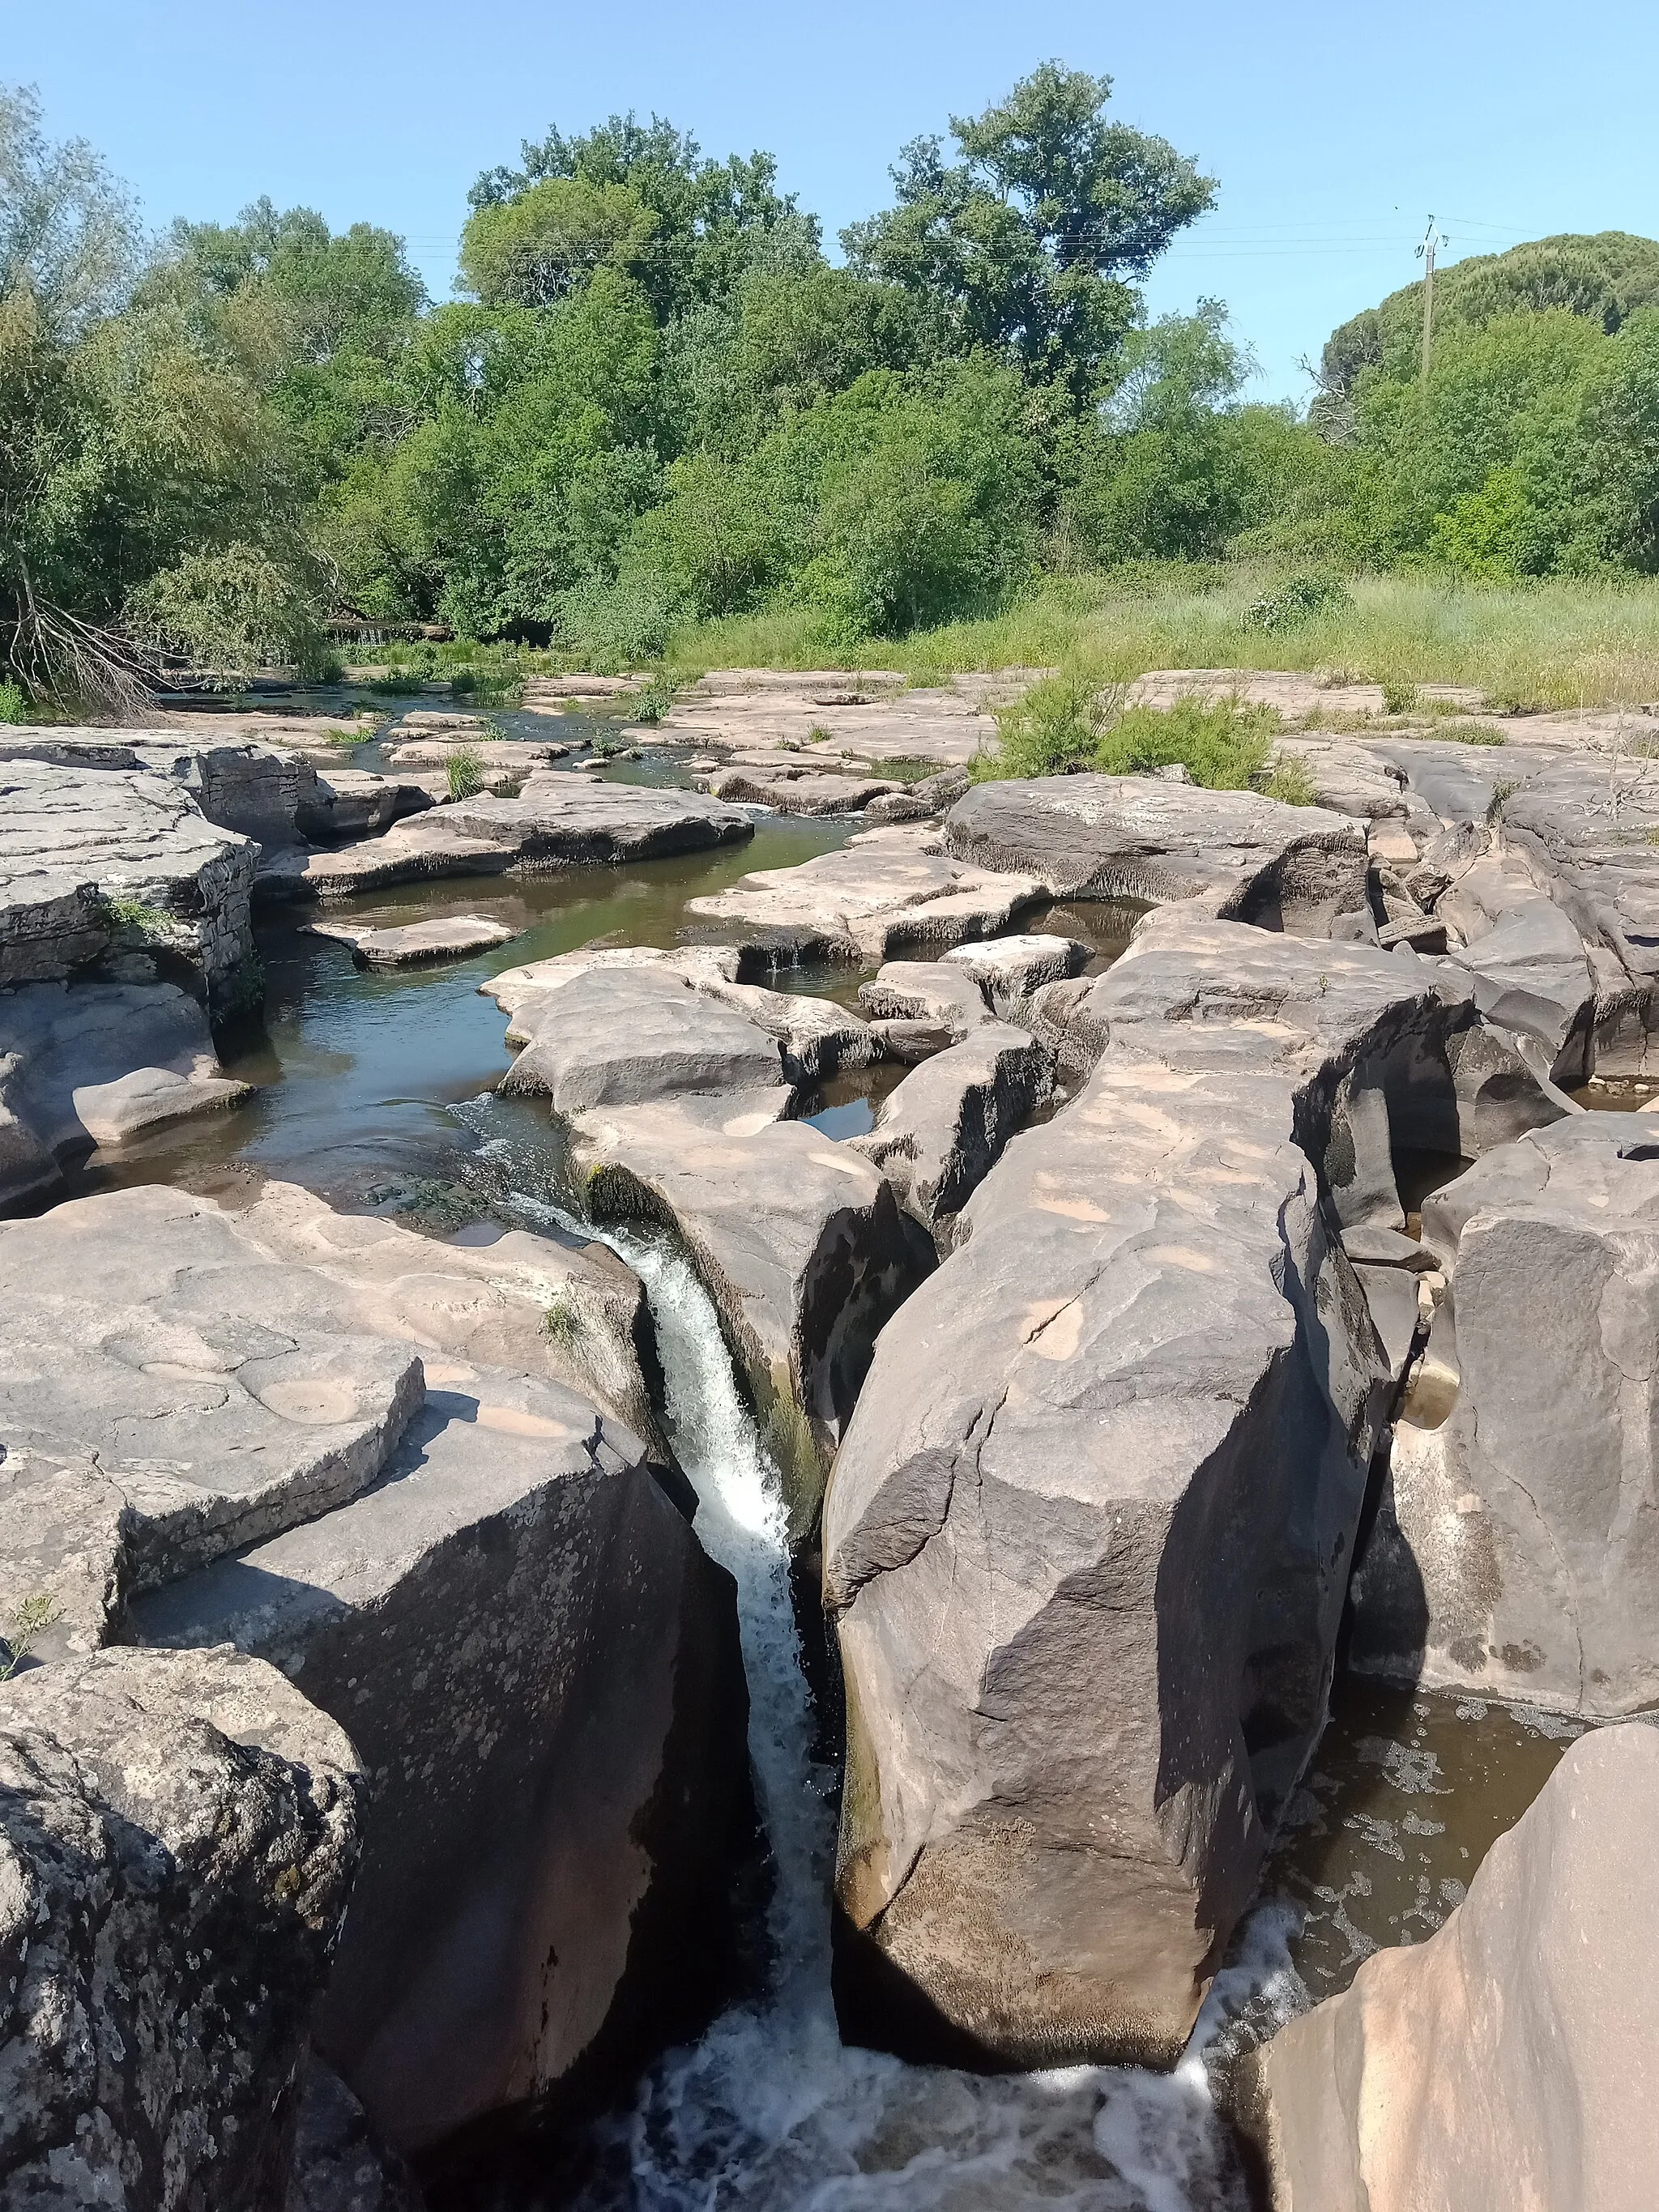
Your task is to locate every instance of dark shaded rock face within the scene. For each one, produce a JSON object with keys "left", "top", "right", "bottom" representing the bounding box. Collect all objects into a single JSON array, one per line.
[
  {"left": 822, "top": 912, "right": 1565, "bottom": 2071},
  {"left": 1253, "top": 1724, "right": 1659, "bottom": 2212},
  {"left": 0, "top": 1646, "right": 363, "bottom": 2212},
  {"left": 1349, "top": 1112, "right": 1659, "bottom": 1716}
]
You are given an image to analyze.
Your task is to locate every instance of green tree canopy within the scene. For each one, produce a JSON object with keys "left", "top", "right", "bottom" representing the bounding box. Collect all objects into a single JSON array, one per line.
[{"left": 842, "top": 62, "right": 1214, "bottom": 398}]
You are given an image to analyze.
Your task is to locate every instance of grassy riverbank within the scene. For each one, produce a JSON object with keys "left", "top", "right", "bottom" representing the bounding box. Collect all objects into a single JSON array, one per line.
[{"left": 664, "top": 568, "right": 1659, "bottom": 710}]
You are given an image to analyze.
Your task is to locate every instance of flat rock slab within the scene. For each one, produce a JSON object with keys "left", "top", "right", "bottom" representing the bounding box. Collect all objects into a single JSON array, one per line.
[
  {"left": 945, "top": 774, "right": 1368, "bottom": 931},
  {"left": 687, "top": 825, "right": 1047, "bottom": 962},
  {"left": 1255, "top": 1724, "right": 1659, "bottom": 2212},
  {"left": 1350, "top": 1112, "right": 1659, "bottom": 1716},
  {"left": 1124, "top": 668, "right": 1486, "bottom": 722},
  {"left": 387, "top": 739, "right": 567, "bottom": 769},
  {"left": 0, "top": 1186, "right": 428, "bottom": 1591},
  {"left": 258, "top": 778, "right": 753, "bottom": 901},
  {"left": 659, "top": 671, "right": 997, "bottom": 772},
  {"left": 501, "top": 965, "right": 785, "bottom": 1114},
  {"left": 485, "top": 942, "right": 876, "bottom": 1082},
  {"left": 0, "top": 1645, "right": 362, "bottom": 2211},
  {"left": 823, "top": 910, "right": 1564, "bottom": 2071},
  {"left": 305, "top": 912, "right": 519, "bottom": 966},
  {"left": 0, "top": 759, "right": 259, "bottom": 1017},
  {"left": 0, "top": 978, "right": 251, "bottom": 1211}
]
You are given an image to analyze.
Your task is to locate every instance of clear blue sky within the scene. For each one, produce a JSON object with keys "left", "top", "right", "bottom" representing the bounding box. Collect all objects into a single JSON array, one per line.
[{"left": 11, "top": 0, "right": 1659, "bottom": 400}]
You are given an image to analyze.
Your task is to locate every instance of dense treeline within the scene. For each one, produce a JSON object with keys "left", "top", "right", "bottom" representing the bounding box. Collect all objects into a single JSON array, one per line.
[{"left": 8, "top": 70, "right": 1659, "bottom": 705}]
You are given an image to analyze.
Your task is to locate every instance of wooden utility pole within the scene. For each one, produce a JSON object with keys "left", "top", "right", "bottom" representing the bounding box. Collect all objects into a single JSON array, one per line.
[{"left": 1417, "top": 217, "right": 1448, "bottom": 386}]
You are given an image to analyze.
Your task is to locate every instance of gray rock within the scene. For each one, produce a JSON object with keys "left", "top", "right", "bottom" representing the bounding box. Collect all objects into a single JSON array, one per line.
[
  {"left": 659, "top": 672, "right": 996, "bottom": 772},
  {"left": 1435, "top": 856, "right": 1595, "bottom": 1082},
  {"left": 304, "top": 914, "right": 518, "bottom": 966},
  {"left": 131, "top": 1368, "right": 746, "bottom": 2154},
  {"left": 0, "top": 981, "right": 251, "bottom": 1213},
  {"left": 305, "top": 769, "right": 433, "bottom": 840},
  {"left": 0, "top": 761, "right": 260, "bottom": 1019},
  {"left": 943, "top": 776, "right": 1369, "bottom": 932},
  {"left": 823, "top": 912, "right": 1563, "bottom": 2069},
  {"left": 1253, "top": 1723, "right": 1659, "bottom": 2212},
  {"left": 575, "top": 1094, "right": 923, "bottom": 1532},
  {"left": 485, "top": 944, "right": 876, "bottom": 1084},
  {"left": 1348, "top": 1113, "right": 1659, "bottom": 1715},
  {"left": 858, "top": 961, "right": 995, "bottom": 1044},
  {"left": 0, "top": 1645, "right": 363, "bottom": 2212},
  {"left": 686, "top": 825, "right": 1047, "bottom": 962},
  {"left": 940, "top": 933, "right": 1092, "bottom": 1021},
  {"left": 851, "top": 1023, "right": 1049, "bottom": 1243},
  {"left": 501, "top": 967, "right": 784, "bottom": 1114},
  {"left": 259, "top": 779, "right": 754, "bottom": 901},
  {"left": 706, "top": 765, "right": 902, "bottom": 814},
  {"left": 285, "top": 2061, "right": 425, "bottom": 2212},
  {"left": 0, "top": 1187, "right": 426, "bottom": 1592}
]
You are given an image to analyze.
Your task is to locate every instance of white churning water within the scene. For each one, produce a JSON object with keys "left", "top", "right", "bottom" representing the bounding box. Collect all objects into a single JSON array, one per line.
[{"left": 500, "top": 1182, "right": 1297, "bottom": 2212}]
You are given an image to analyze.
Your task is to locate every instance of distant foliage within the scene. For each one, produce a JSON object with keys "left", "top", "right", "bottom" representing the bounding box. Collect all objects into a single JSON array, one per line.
[{"left": 1243, "top": 573, "right": 1350, "bottom": 632}]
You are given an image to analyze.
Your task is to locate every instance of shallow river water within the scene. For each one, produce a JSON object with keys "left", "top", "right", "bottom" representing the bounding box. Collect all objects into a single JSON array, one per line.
[{"left": 70, "top": 732, "right": 1589, "bottom": 2208}]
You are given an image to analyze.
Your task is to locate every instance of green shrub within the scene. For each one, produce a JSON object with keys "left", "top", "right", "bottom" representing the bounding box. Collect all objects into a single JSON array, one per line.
[
  {"left": 1260, "top": 754, "right": 1319, "bottom": 804},
  {"left": 0, "top": 680, "right": 29, "bottom": 723},
  {"left": 1243, "top": 573, "right": 1352, "bottom": 633},
  {"left": 985, "top": 668, "right": 1117, "bottom": 778},
  {"left": 446, "top": 749, "right": 484, "bottom": 799},
  {"left": 630, "top": 675, "right": 675, "bottom": 724},
  {"left": 552, "top": 574, "right": 680, "bottom": 671},
  {"left": 1381, "top": 678, "right": 1420, "bottom": 714},
  {"left": 1097, "top": 697, "right": 1282, "bottom": 788}
]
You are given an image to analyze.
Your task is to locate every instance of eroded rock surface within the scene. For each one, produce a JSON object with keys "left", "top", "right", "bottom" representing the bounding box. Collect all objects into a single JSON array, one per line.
[
  {"left": 687, "top": 824, "right": 1046, "bottom": 962},
  {"left": 0, "top": 980, "right": 250, "bottom": 1213},
  {"left": 304, "top": 913, "right": 519, "bottom": 966},
  {"left": 823, "top": 911, "right": 1563, "bottom": 2069},
  {"left": 944, "top": 775, "right": 1368, "bottom": 931},
  {"left": 1254, "top": 1723, "right": 1659, "bottom": 2212},
  {"left": 0, "top": 761, "right": 259, "bottom": 1018},
  {"left": 0, "top": 1645, "right": 363, "bottom": 2212},
  {"left": 1349, "top": 1113, "right": 1659, "bottom": 1715},
  {"left": 851, "top": 1022, "right": 1049, "bottom": 1244}
]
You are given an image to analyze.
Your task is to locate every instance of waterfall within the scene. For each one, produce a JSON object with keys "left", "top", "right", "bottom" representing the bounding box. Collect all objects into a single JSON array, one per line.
[{"left": 493, "top": 1171, "right": 1295, "bottom": 2211}]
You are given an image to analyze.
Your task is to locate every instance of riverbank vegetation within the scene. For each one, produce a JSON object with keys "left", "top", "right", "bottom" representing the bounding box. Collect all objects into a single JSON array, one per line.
[{"left": 10, "top": 71, "right": 1659, "bottom": 713}]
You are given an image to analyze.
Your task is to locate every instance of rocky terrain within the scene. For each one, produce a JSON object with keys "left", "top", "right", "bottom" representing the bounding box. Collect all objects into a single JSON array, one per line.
[{"left": 5, "top": 670, "right": 1659, "bottom": 2208}]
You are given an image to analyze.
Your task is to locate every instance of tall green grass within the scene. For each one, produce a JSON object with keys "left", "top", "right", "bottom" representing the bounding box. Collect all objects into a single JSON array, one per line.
[{"left": 663, "top": 568, "right": 1659, "bottom": 710}]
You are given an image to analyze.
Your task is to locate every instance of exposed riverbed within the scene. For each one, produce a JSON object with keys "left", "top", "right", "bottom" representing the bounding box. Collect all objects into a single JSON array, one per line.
[{"left": 56, "top": 731, "right": 1589, "bottom": 2209}]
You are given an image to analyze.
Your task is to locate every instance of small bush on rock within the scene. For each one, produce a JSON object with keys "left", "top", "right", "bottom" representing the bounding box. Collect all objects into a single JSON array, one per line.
[
  {"left": 446, "top": 749, "right": 484, "bottom": 799},
  {"left": 1243, "top": 572, "right": 1352, "bottom": 633}
]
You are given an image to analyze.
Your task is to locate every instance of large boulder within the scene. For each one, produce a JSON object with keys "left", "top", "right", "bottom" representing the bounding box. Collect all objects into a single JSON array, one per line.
[
  {"left": 500, "top": 965, "right": 785, "bottom": 1113},
  {"left": 0, "top": 980, "right": 250, "bottom": 1213},
  {"left": 822, "top": 912, "right": 1564, "bottom": 2070},
  {"left": 943, "top": 776, "right": 1369, "bottom": 932},
  {"left": 684, "top": 824, "right": 1047, "bottom": 962},
  {"left": 1434, "top": 855, "right": 1596, "bottom": 1082},
  {"left": 1252, "top": 1723, "right": 1659, "bottom": 2212},
  {"left": 0, "top": 1183, "right": 748, "bottom": 2157},
  {"left": 1348, "top": 1114, "right": 1659, "bottom": 1715},
  {"left": 0, "top": 761, "right": 260, "bottom": 1020},
  {"left": 0, "top": 1645, "right": 363, "bottom": 2212},
  {"left": 131, "top": 1366, "right": 747, "bottom": 2154}
]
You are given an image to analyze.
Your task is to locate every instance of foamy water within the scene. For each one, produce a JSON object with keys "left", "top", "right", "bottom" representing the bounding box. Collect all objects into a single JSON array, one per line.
[{"left": 476, "top": 1156, "right": 1304, "bottom": 2212}]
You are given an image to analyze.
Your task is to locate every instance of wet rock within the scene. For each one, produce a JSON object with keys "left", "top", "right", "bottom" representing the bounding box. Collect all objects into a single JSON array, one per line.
[
  {"left": 575, "top": 1093, "right": 923, "bottom": 1532},
  {"left": 286, "top": 2060, "right": 427, "bottom": 2212},
  {"left": 0, "top": 980, "right": 251, "bottom": 1212},
  {"left": 943, "top": 776, "right": 1368, "bottom": 931},
  {"left": 501, "top": 965, "right": 785, "bottom": 1113},
  {"left": 304, "top": 914, "right": 519, "bottom": 966},
  {"left": 258, "top": 779, "right": 754, "bottom": 901},
  {"left": 1253, "top": 1723, "right": 1659, "bottom": 2212},
  {"left": 131, "top": 1367, "right": 747, "bottom": 2155},
  {"left": 0, "top": 760, "right": 260, "bottom": 1019},
  {"left": 823, "top": 912, "right": 1563, "bottom": 2070},
  {"left": 851, "top": 1022, "right": 1049, "bottom": 1245},
  {"left": 1349, "top": 1113, "right": 1659, "bottom": 1715},
  {"left": 0, "top": 1644, "right": 363, "bottom": 2212},
  {"left": 689, "top": 825, "right": 1046, "bottom": 963}
]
